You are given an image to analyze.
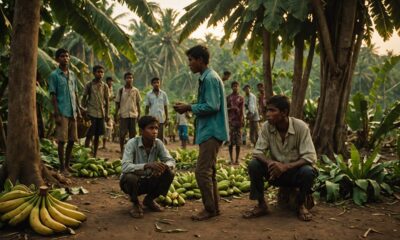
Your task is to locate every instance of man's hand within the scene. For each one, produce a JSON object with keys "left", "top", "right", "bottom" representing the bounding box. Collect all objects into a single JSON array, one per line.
[
  {"left": 174, "top": 103, "right": 191, "bottom": 114},
  {"left": 268, "top": 161, "right": 288, "bottom": 180},
  {"left": 144, "top": 162, "right": 167, "bottom": 176}
]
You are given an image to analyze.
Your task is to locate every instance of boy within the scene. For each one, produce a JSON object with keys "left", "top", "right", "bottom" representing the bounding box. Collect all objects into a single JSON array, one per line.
[
  {"left": 176, "top": 112, "right": 190, "bottom": 149},
  {"left": 120, "top": 116, "right": 175, "bottom": 218}
]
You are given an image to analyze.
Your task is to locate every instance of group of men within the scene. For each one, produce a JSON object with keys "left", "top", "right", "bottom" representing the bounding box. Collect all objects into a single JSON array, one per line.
[{"left": 49, "top": 45, "right": 317, "bottom": 223}]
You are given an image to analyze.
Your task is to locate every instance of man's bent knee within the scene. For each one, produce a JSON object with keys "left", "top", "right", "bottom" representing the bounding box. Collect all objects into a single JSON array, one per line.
[{"left": 248, "top": 158, "right": 264, "bottom": 174}]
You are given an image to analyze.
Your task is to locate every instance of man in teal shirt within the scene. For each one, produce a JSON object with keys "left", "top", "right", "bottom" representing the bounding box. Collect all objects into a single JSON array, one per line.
[
  {"left": 174, "top": 45, "right": 229, "bottom": 221},
  {"left": 48, "top": 48, "right": 81, "bottom": 173}
]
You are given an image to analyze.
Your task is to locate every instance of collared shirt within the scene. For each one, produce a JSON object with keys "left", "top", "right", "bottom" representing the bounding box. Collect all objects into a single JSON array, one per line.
[
  {"left": 227, "top": 92, "right": 244, "bottom": 128},
  {"left": 245, "top": 92, "right": 260, "bottom": 121},
  {"left": 82, "top": 80, "right": 109, "bottom": 118},
  {"left": 115, "top": 86, "right": 141, "bottom": 118},
  {"left": 144, "top": 89, "right": 169, "bottom": 123},
  {"left": 121, "top": 137, "right": 176, "bottom": 177},
  {"left": 253, "top": 117, "right": 317, "bottom": 164},
  {"left": 191, "top": 68, "right": 229, "bottom": 144},
  {"left": 48, "top": 68, "right": 78, "bottom": 118}
]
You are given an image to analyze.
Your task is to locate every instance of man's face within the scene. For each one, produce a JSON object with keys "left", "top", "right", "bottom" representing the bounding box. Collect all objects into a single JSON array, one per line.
[
  {"left": 57, "top": 53, "right": 70, "bottom": 66},
  {"left": 257, "top": 84, "right": 264, "bottom": 93},
  {"left": 152, "top": 79, "right": 160, "bottom": 90},
  {"left": 222, "top": 73, "right": 231, "bottom": 81},
  {"left": 125, "top": 75, "right": 133, "bottom": 85},
  {"left": 244, "top": 87, "right": 250, "bottom": 95},
  {"left": 232, "top": 84, "right": 239, "bottom": 93},
  {"left": 142, "top": 122, "right": 159, "bottom": 141},
  {"left": 94, "top": 68, "right": 104, "bottom": 80},
  {"left": 107, "top": 80, "right": 113, "bottom": 87},
  {"left": 266, "top": 104, "right": 286, "bottom": 125},
  {"left": 188, "top": 56, "right": 202, "bottom": 73}
]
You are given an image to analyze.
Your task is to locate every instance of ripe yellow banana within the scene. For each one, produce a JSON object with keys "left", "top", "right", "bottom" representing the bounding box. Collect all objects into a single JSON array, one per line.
[
  {"left": 48, "top": 194, "right": 78, "bottom": 210},
  {"left": 29, "top": 196, "right": 54, "bottom": 236},
  {"left": 0, "top": 190, "right": 33, "bottom": 202},
  {"left": 40, "top": 196, "right": 67, "bottom": 232},
  {"left": 0, "top": 195, "right": 33, "bottom": 213},
  {"left": 48, "top": 197, "right": 86, "bottom": 222},
  {"left": 1, "top": 195, "right": 38, "bottom": 222},
  {"left": 11, "top": 184, "right": 32, "bottom": 193},
  {"left": 8, "top": 196, "right": 38, "bottom": 226},
  {"left": 46, "top": 197, "right": 81, "bottom": 228}
]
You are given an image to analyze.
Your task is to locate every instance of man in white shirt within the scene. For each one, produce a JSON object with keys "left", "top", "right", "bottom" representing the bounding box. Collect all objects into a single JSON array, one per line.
[
  {"left": 243, "top": 85, "right": 260, "bottom": 147},
  {"left": 145, "top": 77, "right": 169, "bottom": 143}
]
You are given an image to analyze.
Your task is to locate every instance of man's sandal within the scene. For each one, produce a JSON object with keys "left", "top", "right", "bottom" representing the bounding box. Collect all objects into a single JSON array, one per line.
[
  {"left": 129, "top": 204, "right": 144, "bottom": 218},
  {"left": 191, "top": 210, "right": 217, "bottom": 221},
  {"left": 242, "top": 206, "right": 269, "bottom": 219}
]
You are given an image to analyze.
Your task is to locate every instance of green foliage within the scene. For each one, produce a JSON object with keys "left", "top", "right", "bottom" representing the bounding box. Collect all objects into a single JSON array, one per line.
[{"left": 315, "top": 144, "right": 395, "bottom": 205}]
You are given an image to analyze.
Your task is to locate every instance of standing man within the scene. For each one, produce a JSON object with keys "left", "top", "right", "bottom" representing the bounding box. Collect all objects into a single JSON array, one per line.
[
  {"left": 115, "top": 72, "right": 141, "bottom": 155},
  {"left": 174, "top": 45, "right": 229, "bottom": 221},
  {"left": 82, "top": 65, "right": 109, "bottom": 157},
  {"left": 227, "top": 81, "right": 244, "bottom": 165},
  {"left": 221, "top": 70, "right": 231, "bottom": 82},
  {"left": 242, "top": 95, "right": 317, "bottom": 221},
  {"left": 145, "top": 77, "right": 169, "bottom": 143},
  {"left": 257, "top": 83, "right": 267, "bottom": 122},
  {"left": 243, "top": 85, "right": 260, "bottom": 147},
  {"left": 102, "top": 76, "right": 114, "bottom": 149},
  {"left": 48, "top": 48, "right": 81, "bottom": 173}
]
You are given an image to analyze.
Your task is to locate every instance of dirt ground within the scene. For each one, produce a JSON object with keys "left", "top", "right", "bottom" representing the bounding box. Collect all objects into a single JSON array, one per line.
[{"left": 1, "top": 140, "right": 400, "bottom": 240}]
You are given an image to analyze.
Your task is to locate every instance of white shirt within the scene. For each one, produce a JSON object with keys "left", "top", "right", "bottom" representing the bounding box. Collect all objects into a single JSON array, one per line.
[
  {"left": 176, "top": 113, "right": 188, "bottom": 125},
  {"left": 144, "top": 90, "right": 169, "bottom": 123},
  {"left": 245, "top": 92, "right": 260, "bottom": 121}
]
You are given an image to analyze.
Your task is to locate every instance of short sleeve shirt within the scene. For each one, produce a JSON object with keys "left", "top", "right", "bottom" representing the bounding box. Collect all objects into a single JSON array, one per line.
[
  {"left": 227, "top": 93, "right": 244, "bottom": 128},
  {"left": 115, "top": 86, "right": 141, "bottom": 118},
  {"left": 48, "top": 68, "right": 78, "bottom": 118},
  {"left": 144, "top": 90, "right": 169, "bottom": 123},
  {"left": 83, "top": 81, "right": 109, "bottom": 118},
  {"left": 253, "top": 117, "right": 317, "bottom": 164}
]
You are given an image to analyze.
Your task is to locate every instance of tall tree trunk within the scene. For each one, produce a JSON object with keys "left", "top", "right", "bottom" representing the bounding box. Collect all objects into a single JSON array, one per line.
[
  {"left": 290, "top": 34, "right": 316, "bottom": 119},
  {"left": 262, "top": 29, "right": 273, "bottom": 101},
  {"left": 312, "top": 0, "right": 361, "bottom": 156},
  {"left": 5, "top": 0, "right": 43, "bottom": 185}
]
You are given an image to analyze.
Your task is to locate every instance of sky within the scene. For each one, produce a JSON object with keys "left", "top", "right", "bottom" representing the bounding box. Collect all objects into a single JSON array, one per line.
[{"left": 113, "top": 0, "right": 400, "bottom": 55}]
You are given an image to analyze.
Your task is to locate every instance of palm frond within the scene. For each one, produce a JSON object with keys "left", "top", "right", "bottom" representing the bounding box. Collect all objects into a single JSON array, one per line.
[
  {"left": 119, "top": 0, "right": 161, "bottom": 31},
  {"left": 369, "top": 0, "right": 394, "bottom": 40}
]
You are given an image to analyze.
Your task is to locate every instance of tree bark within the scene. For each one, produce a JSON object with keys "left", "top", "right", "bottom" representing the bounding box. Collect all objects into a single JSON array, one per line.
[
  {"left": 290, "top": 35, "right": 305, "bottom": 118},
  {"left": 262, "top": 29, "right": 273, "bottom": 100},
  {"left": 6, "top": 0, "right": 43, "bottom": 186},
  {"left": 312, "top": 0, "right": 360, "bottom": 156}
]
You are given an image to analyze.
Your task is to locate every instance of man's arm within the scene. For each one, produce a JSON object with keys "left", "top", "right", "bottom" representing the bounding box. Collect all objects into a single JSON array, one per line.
[
  {"left": 104, "top": 85, "right": 109, "bottom": 120},
  {"left": 121, "top": 140, "right": 145, "bottom": 173},
  {"left": 136, "top": 90, "right": 141, "bottom": 119}
]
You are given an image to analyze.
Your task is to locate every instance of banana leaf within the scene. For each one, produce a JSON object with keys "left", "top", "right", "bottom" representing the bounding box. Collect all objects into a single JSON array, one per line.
[{"left": 325, "top": 180, "right": 339, "bottom": 202}]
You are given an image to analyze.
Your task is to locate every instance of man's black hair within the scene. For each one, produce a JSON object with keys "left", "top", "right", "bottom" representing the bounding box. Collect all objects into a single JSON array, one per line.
[
  {"left": 242, "top": 84, "right": 250, "bottom": 90},
  {"left": 257, "top": 82, "right": 264, "bottom": 87},
  {"left": 106, "top": 76, "right": 113, "bottom": 82},
  {"left": 231, "top": 81, "right": 239, "bottom": 88},
  {"left": 124, "top": 72, "right": 133, "bottom": 79},
  {"left": 55, "top": 48, "right": 69, "bottom": 59},
  {"left": 224, "top": 71, "right": 231, "bottom": 76},
  {"left": 138, "top": 115, "right": 159, "bottom": 129},
  {"left": 93, "top": 65, "right": 105, "bottom": 73},
  {"left": 267, "top": 95, "right": 291, "bottom": 113},
  {"left": 151, "top": 77, "right": 160, "bottom": 84},
  {"left": 186, "top": 45, "right": 210, "bottom": 65}
]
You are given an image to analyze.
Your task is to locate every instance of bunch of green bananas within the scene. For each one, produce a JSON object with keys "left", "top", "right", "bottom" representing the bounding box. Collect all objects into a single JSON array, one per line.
[
  {"left": 71, "top": 159, "right": 122, "bottom": 178},
  {"left": 0, "top": 185, "right": 86, "bottom": 236},
  {"left": 170, "top": 149, "right": 199, "bottom": 170}
]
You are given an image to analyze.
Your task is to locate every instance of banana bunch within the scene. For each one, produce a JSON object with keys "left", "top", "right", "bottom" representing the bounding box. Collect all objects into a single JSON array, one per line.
[
  {"left": 71, "top": 158, "right": 122, "bottom": 178},
  {"left": 170, "top": 149, "right": 199, "bottom": 170},
  {"left": 0, "top": 185, "right": 86, "bottom": 236}
]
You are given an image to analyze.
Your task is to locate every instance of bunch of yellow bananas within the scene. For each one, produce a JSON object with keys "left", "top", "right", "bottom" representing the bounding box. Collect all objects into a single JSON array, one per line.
[{"left": 0, "top": 185, "right": 86, "bottom": 236}]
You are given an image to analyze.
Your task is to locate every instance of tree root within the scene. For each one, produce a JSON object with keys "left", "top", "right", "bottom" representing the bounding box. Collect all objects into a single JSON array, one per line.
[{"left": 41, "top": 165, "right": 72, "bottom": 187}]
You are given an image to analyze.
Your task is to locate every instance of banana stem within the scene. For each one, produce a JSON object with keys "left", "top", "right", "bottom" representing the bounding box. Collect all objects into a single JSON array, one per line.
[{"left": 39, "top": 186, "right": 49, "bottom": 196}]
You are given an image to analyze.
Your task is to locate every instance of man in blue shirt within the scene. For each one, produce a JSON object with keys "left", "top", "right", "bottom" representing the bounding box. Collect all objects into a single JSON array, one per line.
[
  {"left": 174, "top": 45, "right": 229, "bottom": 221},
  {"left": 48, "top": 48, "right": 81, "bottom": 173}
]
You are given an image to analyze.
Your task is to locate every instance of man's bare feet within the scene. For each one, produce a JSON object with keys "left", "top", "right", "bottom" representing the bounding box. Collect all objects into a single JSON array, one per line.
[
  {"left": 191, "top": 210, "right": 217, "bottom": 221},
  {"left": 242, "top": 205, "right": 269, "bottom": 219},
  {"left": 143, "top": 198, "right": 164, "bottom": 212},
  {"left": 129, "top": 203, "right": 144, "bottom": 218},
  {"left": 298, "top": 205, "right": 312, "bottom": 221}
]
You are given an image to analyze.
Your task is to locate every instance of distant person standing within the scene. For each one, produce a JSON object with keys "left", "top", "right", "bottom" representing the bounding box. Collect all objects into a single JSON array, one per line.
[
  {"left": 48, "top": 48, "right": 81, "bottom": 173},
  {"left": 257, "top": 83, "right": 267, "bottom": 122},
  {"left": 82, "top": 65, "right": 109, "bottom": 157},
  {"left": 145, "top": 77, "right": 169, "bottom": 143},
  {"left": 176, "top": 112, "right": 190, "bottom": 149},
  {"left": 102, "top": 76, "right": 115, "bottom": 149},
  {"left": 221, "top": 70, "right": 231, "bottom": 82},
  {"left": 174, "top": 45, "right": 229, "bottom": 221},
  {"left": 115, "top": 72, "right": 141, "bottom": 155},
  {"left": 227, "top": 81, "right": 244, "bottom": 165},
  {"left": 243, "top": 85, "right": 260, "bottom": 147}
]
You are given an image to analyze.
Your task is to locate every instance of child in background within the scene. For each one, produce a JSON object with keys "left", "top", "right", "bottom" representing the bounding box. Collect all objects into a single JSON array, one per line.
[
  {"left": 103, "top": 118, "right": 114, "bottom": 149},
  {"left": 176, "top": 112, "right": 189, "bottom": 149}
]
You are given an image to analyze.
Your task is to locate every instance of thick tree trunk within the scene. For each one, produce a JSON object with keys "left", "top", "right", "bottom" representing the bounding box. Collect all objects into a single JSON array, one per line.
[
  {"left": 262, "top": 29, "right": 273, "bottom": 100},
  {"left": 312, "top": 0, "right": 361, "bottom": 156},
  {"left": 5, "top": 0, "right": 43, "bottom": 186},
  {"left": 290, "top": 34, "right": 316, "bottom": 119}
]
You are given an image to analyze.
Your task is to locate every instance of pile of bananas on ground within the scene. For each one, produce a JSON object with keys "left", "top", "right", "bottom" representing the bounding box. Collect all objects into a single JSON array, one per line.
[
  {"left": 0, "top": 184, "right": 86, "bottom": 236},
  {"left": 170, "top": 149, "right": 198, "bottom": 170},
  {"left": 157, "top": 163, "right": 266, "bottom": 207},
  {"left": 71, "top": 159, "right": 122, "bottom": 178}
]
